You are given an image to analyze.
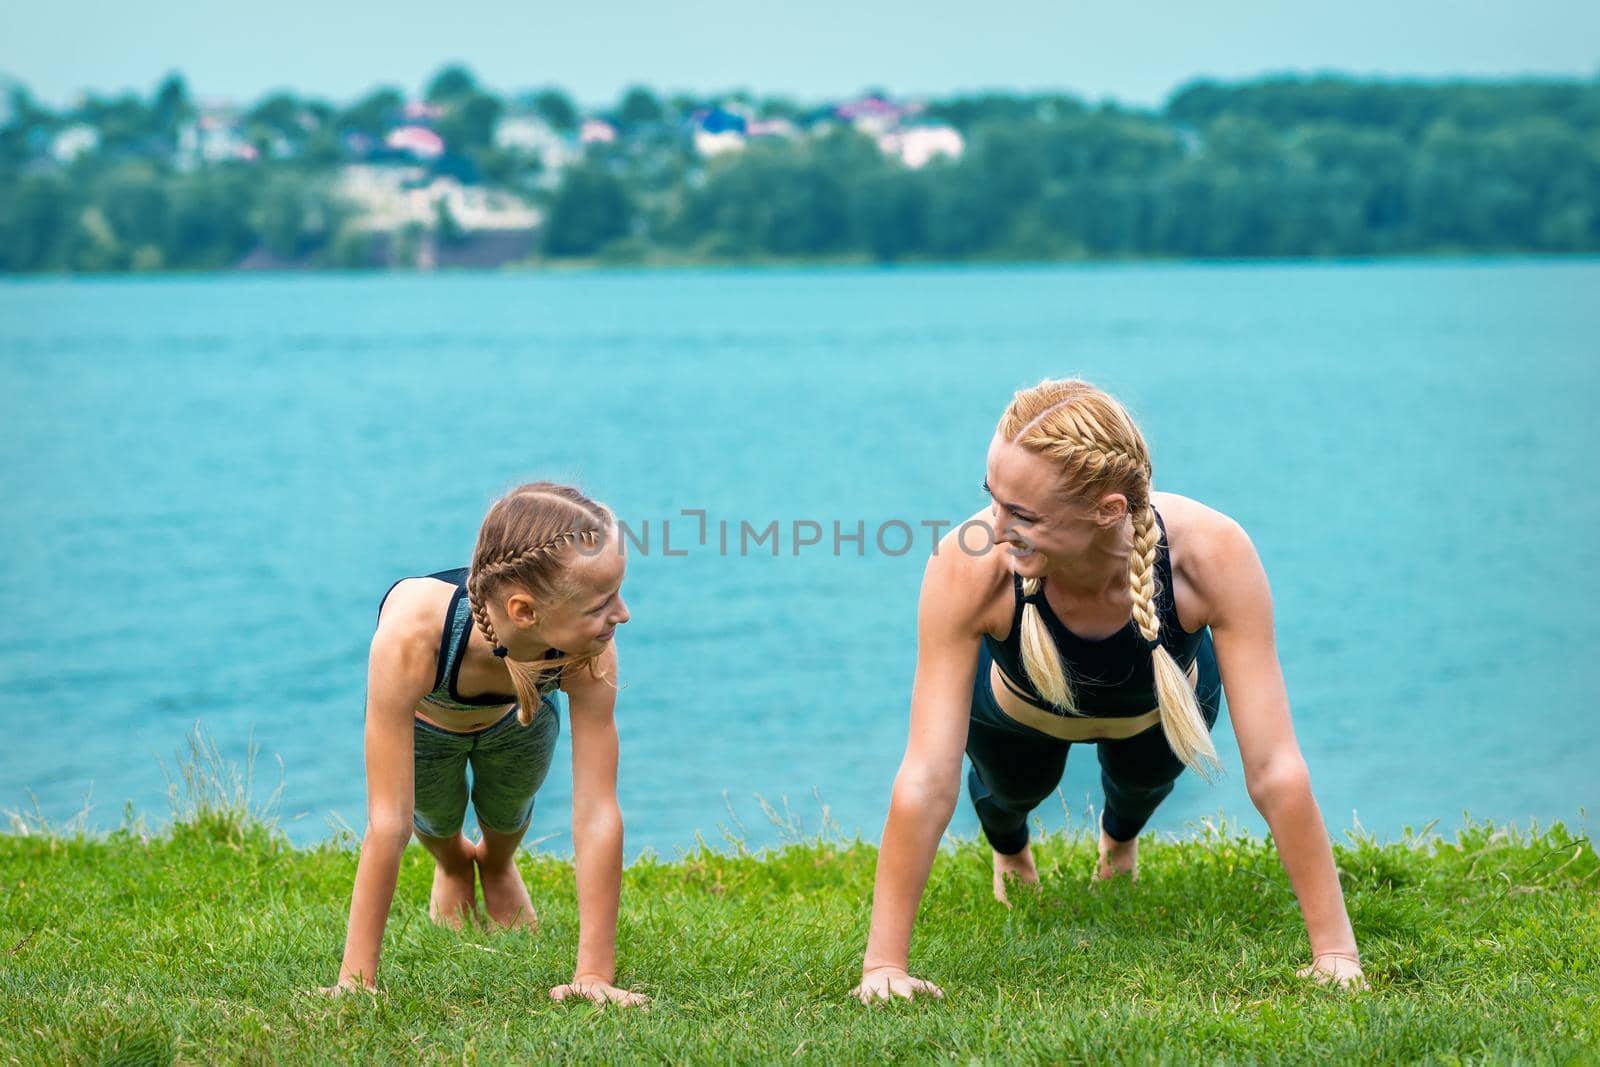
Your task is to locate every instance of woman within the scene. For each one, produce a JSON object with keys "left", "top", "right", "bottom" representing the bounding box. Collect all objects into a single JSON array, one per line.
[
  {"left": 323, "top": 481, "right": 648, "bottom": 1006},
  {"left": 853, "top": 379, "right": 1365, "bottom": 1002}
]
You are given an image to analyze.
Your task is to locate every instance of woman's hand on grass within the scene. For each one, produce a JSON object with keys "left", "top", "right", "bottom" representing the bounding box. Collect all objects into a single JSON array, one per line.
[
  {"left": 851, "top": 965, "right": 944, "bottom": 1004},
  {"left": 1297, "top": 953, "right": 1368, "bottom": 990},
  {"left": 317, "top": 974, "right": 377, "bottom": 997},
  {"left": 549, "top": 976, "right": 649, "bottom": 1008}
]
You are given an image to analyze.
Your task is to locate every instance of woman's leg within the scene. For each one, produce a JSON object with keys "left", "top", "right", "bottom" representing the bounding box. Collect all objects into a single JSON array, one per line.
[
  {"left": 966, "top": 715, "right": 1072, "bottom": 856},
  {"left": 966, "top": 644, "right": 1074, "bottom": 857},
  {"left": 411, "top": 719, "right": 479, "bottom": 925},
  {"left": 466, "top": 698, "right": 561, "bottom": 928},
  {"left": 967, "top": 716, "right": 1071, "bottom": 904},
  {"left": 966, "top": 658, "right": 1074, "bottom": 903},
  {"left": 1093, "top": 632, "right": 1224, "bottom": 877}
]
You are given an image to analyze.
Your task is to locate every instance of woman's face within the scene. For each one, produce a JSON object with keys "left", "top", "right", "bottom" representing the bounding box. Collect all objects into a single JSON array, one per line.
[
  {"left": 984, "top": 433, "right": 1119, "bottom": 578},
  {"left": 502, "top": 541, "right": 630, "bottom": 654}
]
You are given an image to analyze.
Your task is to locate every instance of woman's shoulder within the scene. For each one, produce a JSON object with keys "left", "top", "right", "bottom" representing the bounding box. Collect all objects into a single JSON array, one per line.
[
  {"left": 1152, "top": 492, "right": 1260, "bottom": 600},
  {"left": 922, "top": 507, "right": 1014, "bottom": 638}
]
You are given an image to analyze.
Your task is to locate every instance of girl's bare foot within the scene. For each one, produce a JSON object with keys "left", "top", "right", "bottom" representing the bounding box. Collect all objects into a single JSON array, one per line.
[
  {"left": 1094, "top": 822, "right": 1138, "bottom": 883},
  {"left": 992, "top": 843, "right": 1040, "bottom": 906},
  {"left": 475, "top": 837, "right": 538, "bottom": 930},
  {"left": 426, "top": 835, "right": 479, "bottom": 927}
]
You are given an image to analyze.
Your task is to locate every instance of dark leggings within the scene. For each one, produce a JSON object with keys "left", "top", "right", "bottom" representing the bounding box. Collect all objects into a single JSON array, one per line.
[{"left": 967, "top": 631, "right": 1222, "bottom": 853}]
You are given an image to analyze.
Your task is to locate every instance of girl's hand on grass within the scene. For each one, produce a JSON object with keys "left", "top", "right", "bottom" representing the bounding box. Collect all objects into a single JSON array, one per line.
[
  {"left": 851, "top": 966, "right": 944, "bottom": 1004},
  {"left": 317, "top": 975, "right": 377, "bottom": 998},
  {"left": 549, "top": 977, "right": 650, "bottom": 1008},
  {"left": 1297, "top": 953, "right": 1368, "bottom": 990}
]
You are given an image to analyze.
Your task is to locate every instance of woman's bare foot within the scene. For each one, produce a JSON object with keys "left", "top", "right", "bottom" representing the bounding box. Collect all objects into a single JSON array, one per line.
[
  {"left": 1094, "top": 823, "right": 1138, "bottom": 883},
  {"left": 425, "top": 834, "right": 479, "bottom": 927},
  {"left": 476, "top": 837, "right": 538, "bottom": 930},
  {"left": 992, "top": 844, "right": 1040, "bottom": 906}
]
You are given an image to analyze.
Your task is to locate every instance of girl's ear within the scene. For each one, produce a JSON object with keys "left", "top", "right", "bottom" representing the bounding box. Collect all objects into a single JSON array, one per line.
[{"left": 505, "top": 591, "right": 541, "bottom": 627}]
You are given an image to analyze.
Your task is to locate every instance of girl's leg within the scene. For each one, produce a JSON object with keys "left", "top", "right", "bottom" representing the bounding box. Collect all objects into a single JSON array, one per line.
[
  {"left": 412, "top": 719, "right": 478, "bottom": 925},
  {"left": 415, "top": 830, "right": 479, "bottom": 925},
  {"left": 475, "top": 823, "right": 537, "bottom": 929},
  {"left": 466, "top": 699, "right": 560, "bottom": 928}
]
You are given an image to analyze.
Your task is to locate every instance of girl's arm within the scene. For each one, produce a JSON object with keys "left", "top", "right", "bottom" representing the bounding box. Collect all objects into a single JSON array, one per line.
[
  {"left": 326, "top": 603, "right": 434, "bottom": 993},
  {"left": 1200, "top": 516, "right": 1366, "bottom": 988},
  {"left": 855, "top": 541, "right": 986, "bottom": 1003},
  {"left": 548, "top": 642, "right": 648, "bottom": 1007}
]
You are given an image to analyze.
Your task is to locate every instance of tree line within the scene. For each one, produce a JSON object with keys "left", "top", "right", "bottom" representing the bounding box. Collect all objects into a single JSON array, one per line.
[{"left": 2, "top": 69, "right": 1597, "bottom": 273}]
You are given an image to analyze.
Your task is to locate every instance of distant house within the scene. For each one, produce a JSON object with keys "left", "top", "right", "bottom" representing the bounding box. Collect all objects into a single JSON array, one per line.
[
  {"left": 385, "top": 125, "right": 445, "bottom": 160},
  {"left": 877, "top": 124, "right": 964, "bottom": 168},
  {"left": 579, "top": 118, "right": 617, "bottom": 145},
  {"left": 687, "top": 106, "right": 751, "bottom": 157},
  {"left": 746, "top": 117, "right": 798, "bottom": 141},
  {"left": 493, "top": 112, "right": 579, "bottom": 181},
  {"left": 403, "top": 101, "right": 445, "bottom": 122},
  {"left": 696, "top": 107, "right": 746, "bottom": 136},
  {"left": 694, "top": 129, "right": 745, "bottom": 157},
  {"left": 176, "top": 105, "right": 258, "bottom": 169},
  {"left": 337, "top": 164, "right": 540, "bottom": 233},
  {"left": 49, "top": 124, "right": 99, "bottom": 164},
  {"left": 834, "top": 94, "right": 924, "bottom": 137}
]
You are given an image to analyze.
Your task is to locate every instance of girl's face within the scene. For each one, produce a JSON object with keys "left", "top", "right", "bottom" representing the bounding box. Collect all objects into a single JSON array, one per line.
[
  {"left": 984, "top": 433, "right": 1123, "bottom": 579},
  {"left": 503, "top": 542, "right": 630, "bottom": 654},
  {"left": 545, "top": 546, "right": 630, "bottom": 652}
]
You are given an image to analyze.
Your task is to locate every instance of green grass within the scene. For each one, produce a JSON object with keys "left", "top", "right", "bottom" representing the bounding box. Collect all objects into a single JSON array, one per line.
[{"left": 1, "top": 744, "right": 1596, "bottom": 1064}]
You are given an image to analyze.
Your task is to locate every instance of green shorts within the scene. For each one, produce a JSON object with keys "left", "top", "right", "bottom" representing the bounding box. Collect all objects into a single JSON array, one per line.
[{"left": 411, "top": 696, "right": 560, "bottom": 838}]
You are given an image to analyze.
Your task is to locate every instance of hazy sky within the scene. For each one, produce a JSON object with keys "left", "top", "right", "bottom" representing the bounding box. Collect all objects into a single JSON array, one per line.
[{"left": 5, "top": 0, "right": 1598, "bottom": 109}]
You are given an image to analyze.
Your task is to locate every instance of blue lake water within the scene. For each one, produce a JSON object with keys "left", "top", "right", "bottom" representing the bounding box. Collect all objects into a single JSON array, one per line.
[{"left": 2, "top": 260, "right": 1596, "bottom": 855}]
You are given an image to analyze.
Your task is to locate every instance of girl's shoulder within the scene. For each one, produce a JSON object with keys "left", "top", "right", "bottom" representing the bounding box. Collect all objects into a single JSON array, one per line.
[
  {"left": 373, "top": 576, "right": 453, "bottom": 661},
  {"left": 559, "top": 641, "right": 620, "bottom": 703}
]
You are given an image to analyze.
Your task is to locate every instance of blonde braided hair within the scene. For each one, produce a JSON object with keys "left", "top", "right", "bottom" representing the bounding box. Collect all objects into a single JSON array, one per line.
[
  {"left": 466, "top": 483, "right": 616, "bottom": 725},
  {"left": 998, "top": 379, "right": 1221, "bottom": 779}
]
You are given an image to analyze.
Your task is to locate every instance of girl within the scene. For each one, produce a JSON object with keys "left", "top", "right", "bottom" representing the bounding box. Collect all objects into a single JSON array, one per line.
[
  {"left": 853, "top": 379, "right": 1365, "bottom": 1002},
  {"left": 325, "top": 482, "right": 647, "bottom": 1006}
]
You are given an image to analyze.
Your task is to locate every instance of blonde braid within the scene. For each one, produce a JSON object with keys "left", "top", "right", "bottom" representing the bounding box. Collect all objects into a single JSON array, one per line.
[
  {"left": 1018, "top": 576, "right": 1079, "bottom": 713},
  {"left": 1130, "top": 505, "right": 1221, "bottom": 780},
  {"left": 1128, "top": 507, "right": 1162, "bottom": 641}
]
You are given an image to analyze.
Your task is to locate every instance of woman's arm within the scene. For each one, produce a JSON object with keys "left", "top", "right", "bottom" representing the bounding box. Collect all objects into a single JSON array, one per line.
[
  {"left": 1200, "top": 515, "right": 1365, "bottom": 988},
  {"left": 549, "top": 642, "right": 648, "bottom": 1007},
  {"left": 328, "top": 608, "right": 435, "bottom": 992},
  {"left": 855, "top": 541, "right": 987, "bottom": 1002}
]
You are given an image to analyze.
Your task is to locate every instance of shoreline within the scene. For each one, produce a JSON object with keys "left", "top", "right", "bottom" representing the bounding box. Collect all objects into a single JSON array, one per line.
[{"left": 5, "top": 249, "right": 1600, "bottom": 283}]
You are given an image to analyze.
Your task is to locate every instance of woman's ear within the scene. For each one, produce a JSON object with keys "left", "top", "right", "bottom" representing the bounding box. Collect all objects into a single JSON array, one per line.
[
  {"left": 1096, "top": 493, "right": 1129, "bottom": 526},
  {"left": 505, "top": 591, "right": 541, "bottom": 628}
]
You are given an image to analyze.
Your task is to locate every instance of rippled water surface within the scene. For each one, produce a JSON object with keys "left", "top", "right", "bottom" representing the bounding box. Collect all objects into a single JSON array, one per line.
[{"left": 2, "top": 260, "right": 1596, "bottom": 853}]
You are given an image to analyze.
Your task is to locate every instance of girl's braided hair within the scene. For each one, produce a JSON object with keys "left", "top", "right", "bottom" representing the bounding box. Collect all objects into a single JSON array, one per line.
[{"left": 466, "top": 482, "right": 615, "bottom": 725}]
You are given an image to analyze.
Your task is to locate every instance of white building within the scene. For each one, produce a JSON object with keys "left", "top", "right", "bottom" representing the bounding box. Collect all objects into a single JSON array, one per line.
[
  {"left": 877, "top": 125, "right": 964, "bottom": 169},
  {"left": 49, "top": 124, "right": 99, "bottom": 163},
  {"left": 494, "top": 112, "right": 579, "bottom": 181},
  {"left": 693, "top": 128, "right": 745, "bottom": 157},
  {"left": 579, "top": 118, "right": 617, "bottom": 145},
  {"left": 175, "top": 108, "right": 258, "bottom": 170},
  {"left": 336, "top": 165, "right": 541, "bottom": 233}
]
